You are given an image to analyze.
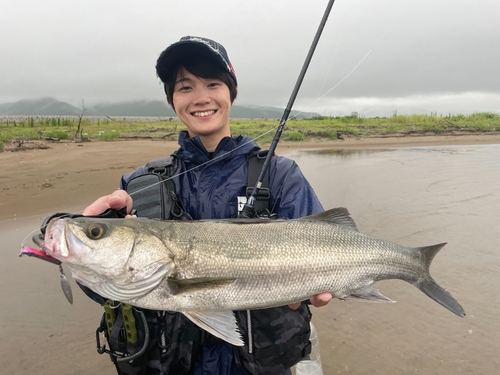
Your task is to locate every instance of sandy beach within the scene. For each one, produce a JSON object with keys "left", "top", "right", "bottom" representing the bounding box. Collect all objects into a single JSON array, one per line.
[{"left": 1, "top": 133, "right": 499, "bottom": 374}]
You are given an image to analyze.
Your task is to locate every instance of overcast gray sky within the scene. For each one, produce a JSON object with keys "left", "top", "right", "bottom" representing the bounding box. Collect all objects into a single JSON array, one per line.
[{"left": 1, "top": 0, "right": 499, "bottom": 116}]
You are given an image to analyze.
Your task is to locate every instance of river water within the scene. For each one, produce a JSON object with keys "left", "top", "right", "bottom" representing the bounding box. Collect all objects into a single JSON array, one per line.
[
  {"left": 1, "top": 144, "right": 499, "bottom": 374},
  {"left": 295, "top": 144, "right": 500, "bottom": 375}
]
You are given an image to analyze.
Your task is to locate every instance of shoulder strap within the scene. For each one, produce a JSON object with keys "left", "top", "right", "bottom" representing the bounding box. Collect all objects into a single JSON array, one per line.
[
  {"left": 246, "top": 150, "right": 273, "bottom": 218},
  {"left": 145, "top": 154, "right": 178, "bottom": 174}
]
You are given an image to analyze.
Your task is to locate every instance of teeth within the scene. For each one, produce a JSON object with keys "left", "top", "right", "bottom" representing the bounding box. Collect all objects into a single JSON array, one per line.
[{"left": 193, "top": 110, "right": 215, "bottom": 117}]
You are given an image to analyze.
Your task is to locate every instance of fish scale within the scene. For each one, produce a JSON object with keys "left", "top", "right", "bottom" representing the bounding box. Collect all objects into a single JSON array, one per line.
[{"left": 42, "top": 207, "right": 465, "bottom": 345}]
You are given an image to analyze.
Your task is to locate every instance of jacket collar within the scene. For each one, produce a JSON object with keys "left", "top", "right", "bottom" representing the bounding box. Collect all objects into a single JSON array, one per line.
[{"left": 176, "top": 130, "right": 260, "bottom": 165}]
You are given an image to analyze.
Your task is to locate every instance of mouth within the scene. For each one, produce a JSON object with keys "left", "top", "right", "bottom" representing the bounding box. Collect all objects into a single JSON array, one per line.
[
  {"left": 191, "top": 109, "right": 217, "bottom": 117},
  {"left": 19, "top": 219, "right": 67, "bottom": 265},
  {"left": 20, "top": 246, "right": 62, "bottom": 265}
]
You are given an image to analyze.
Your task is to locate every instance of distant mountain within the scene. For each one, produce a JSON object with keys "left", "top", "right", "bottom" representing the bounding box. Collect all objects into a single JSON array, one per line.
[
  {"left": 0, "top": 97, "right": 82, "bottom": 116},
  {"left": 86, "top": 101, "right": 176, "bottom": 117},
  {"left": 0, "top": 97, "right": 320, "bottom": 119},
  {"left": 241, "top": 105, "right": 318, "bottom": 119}
]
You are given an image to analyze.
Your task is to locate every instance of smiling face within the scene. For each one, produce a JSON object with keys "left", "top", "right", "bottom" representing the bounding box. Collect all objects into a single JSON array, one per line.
[{"left": 170, "top": 68, "right": 232, "bottom": 151}]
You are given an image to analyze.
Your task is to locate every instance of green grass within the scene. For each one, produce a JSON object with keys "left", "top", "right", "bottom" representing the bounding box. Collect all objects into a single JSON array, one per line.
[
  {"left": 1, "top": 112, "right": 499, "bottom": 149},
  {"left": 98, "top": 131, "right": 120, "bottom": 140}
]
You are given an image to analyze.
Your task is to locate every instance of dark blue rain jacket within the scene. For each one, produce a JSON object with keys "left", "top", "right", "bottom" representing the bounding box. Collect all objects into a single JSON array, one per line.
[
  {"left": 112, "top": 131, "right": 324, "bottom": 375},
  {"left": 121, "top": 131, "right": 323, "bottom": 221}
]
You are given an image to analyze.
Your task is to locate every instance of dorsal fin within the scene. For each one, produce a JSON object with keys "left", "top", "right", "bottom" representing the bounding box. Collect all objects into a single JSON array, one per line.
[
  {"left": 196, "top": 208, "right": 358, "bottom": 231},
  {"left": 298, "top": 207, "right": 358, "bottom": 231}
]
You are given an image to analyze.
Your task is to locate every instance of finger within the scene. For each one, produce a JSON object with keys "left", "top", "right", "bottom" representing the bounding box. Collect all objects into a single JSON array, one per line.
[
  {"left": 310, "top": 293, "right": 333, "bottom": 307},
  {"left": 288, "top": 301, "right": 301, "bottom": 310},
  {"left": 82, "top": 195, "right": 113, "bottom": 215},
  {"left": 82, "top": 190, "right": 132, "bottom": 216},
  {"left": 107, "top": 190, "right": 133, "bottom": 212}
]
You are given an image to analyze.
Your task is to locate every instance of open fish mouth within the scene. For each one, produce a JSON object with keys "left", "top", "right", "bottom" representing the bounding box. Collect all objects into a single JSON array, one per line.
[
  {"left": 19, "top": 220, "right": 63, "bottom": 265},
  {"left": 19, "top": 246, "right": 61, "bottom": 265},
  {"left": 19, "top": 218, "right": 69, "bottom": 265}
]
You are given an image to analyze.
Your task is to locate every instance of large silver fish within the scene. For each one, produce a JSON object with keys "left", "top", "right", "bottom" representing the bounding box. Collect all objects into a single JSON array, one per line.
[{"left": 43, "top": 208, "right": 465, "bottom": 345}]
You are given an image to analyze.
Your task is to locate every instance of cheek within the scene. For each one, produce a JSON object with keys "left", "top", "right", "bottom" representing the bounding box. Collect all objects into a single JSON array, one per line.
[{"left": 172, "top": 94, "right": 187, "bottom": 112}]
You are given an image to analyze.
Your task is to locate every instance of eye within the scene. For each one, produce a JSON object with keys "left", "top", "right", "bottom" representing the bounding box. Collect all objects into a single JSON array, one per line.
[
  {"left": 175, "top": 82, "right": 192, "bottom": 92},
  {"left": 87, "top": 224, "right": 106, "bottom": 240}
]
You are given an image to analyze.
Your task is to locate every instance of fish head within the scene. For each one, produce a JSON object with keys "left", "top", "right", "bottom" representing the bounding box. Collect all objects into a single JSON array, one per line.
[{"left": 44, "top": 217, "right": 175, "bottom": 301}]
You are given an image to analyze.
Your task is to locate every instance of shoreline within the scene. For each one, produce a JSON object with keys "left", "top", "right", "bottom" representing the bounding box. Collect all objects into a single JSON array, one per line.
[
  {"left": 275, "top": 132, "right": 500, "bottom": 149},
  {"left": 1, "top": 133, "right": 499, "bottom": 221}
]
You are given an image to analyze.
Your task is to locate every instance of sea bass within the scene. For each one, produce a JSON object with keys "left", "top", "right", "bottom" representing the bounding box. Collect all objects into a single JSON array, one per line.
[{"left": 43, "top": 208, "right": 465, "bottom": 345}]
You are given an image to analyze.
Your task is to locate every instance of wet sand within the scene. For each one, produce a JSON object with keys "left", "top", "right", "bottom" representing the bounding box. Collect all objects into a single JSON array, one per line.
[{"left": 1, "top": 133, "right": 499, "bottom": 374}]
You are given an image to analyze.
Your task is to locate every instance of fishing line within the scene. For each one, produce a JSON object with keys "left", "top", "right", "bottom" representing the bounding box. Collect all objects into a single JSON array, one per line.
[
  {"left": 21, "top": 0, "right": 338, "bottom": 245},
  {"left": 21, "top": 2, "right": 395, "bottom": 246},
  {"left": 241, "top": 0, "right": 337, "bottom": 218},
  {"left": 288, "top": 17, "right": 397, "bottom": 120},
  {"left": 19, "top": 127, "right": 280, "bottom": 248},
  {"left": 317, "top": 28, "right": 344, "bottom": 99}
]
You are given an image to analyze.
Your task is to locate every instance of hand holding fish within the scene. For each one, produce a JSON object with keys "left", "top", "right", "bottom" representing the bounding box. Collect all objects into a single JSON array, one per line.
[
  {"left": 82, "top": 189, "right": 134, "bottom": 217},
  {"left": 288, "top": 293, "right": 333, "bottom": 310}
]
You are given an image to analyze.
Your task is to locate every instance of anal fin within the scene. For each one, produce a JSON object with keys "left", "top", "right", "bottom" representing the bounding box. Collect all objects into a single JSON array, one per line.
[
  {"left": 350, "top": 284, "right": 395, "bottom": 303},
  {"left": 183, "top": 311, "right": 244, "bottom": 346}
]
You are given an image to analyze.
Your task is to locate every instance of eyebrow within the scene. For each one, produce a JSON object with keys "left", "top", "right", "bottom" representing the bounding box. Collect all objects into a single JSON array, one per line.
[{"left": 175, "top": 76, "right": 194, "bottom": 85}]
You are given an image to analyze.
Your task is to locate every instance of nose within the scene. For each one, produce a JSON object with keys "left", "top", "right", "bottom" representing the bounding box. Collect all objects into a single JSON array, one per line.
[{"left": 192, "top": 86, "right": 211, "bottom": 106}]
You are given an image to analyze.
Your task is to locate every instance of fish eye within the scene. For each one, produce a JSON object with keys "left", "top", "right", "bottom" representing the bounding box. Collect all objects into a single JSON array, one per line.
[{"left": 87, "top": 224, "right": 106, "bottom": 240}]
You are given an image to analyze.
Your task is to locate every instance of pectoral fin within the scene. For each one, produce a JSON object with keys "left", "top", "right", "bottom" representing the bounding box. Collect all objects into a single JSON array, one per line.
[
  {"left": 350, "top": 284, "right": 395, "bottom": 303},
  {"left": 183, "top": 311, "right": 244, "bottom": 346}
]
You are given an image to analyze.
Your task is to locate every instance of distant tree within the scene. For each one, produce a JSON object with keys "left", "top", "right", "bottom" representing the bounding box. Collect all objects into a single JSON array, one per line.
[{"left": 74, "top": 100, "right": 87, "bottom": 141}]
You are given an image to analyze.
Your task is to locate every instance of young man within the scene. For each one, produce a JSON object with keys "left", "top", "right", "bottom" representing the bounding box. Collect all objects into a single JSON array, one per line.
[{"left": 83, "top": 36, "right": 331, "bottom": 375}]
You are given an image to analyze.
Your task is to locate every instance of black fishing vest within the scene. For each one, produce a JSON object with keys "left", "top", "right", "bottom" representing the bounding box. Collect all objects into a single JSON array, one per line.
[
  {"left": 125, "top": 150, "right": 273, "bottom": 220},
  {"left": 97, "top": 150, "right": 314, "bottom": 375}
]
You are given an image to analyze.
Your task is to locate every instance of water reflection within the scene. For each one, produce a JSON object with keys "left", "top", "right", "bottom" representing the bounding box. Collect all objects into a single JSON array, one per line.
[{"left": 299, "top": 148, "right": 393, "bottom": 158}]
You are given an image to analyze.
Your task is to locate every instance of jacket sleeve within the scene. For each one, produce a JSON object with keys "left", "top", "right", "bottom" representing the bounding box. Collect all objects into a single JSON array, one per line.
[{"left": 269, "top": 156, "right": 323, "bottom": 219}]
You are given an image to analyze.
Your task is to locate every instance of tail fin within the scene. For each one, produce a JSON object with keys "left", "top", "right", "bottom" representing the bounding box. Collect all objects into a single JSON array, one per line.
[{"left": 414, "top": 243, "right": 466, "bottom": 317}]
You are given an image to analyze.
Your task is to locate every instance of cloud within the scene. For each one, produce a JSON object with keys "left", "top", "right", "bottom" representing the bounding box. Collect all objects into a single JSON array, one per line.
[
  {"left": 1, "top": 0, "right": 499, "bottom": 114},
  {"left": 294, "top": 92, "right": 500, "bottom": 117}
]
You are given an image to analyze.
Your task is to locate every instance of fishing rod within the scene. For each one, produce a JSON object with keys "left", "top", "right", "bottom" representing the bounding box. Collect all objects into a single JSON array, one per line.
[{"left": 239, "top": 0, "right": 337, "bottom": 219}]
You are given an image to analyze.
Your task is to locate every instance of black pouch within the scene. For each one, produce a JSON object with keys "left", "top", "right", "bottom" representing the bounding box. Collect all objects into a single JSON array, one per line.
[{"left": 126, "top": 173, "right": 191, "bottom": 221}]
